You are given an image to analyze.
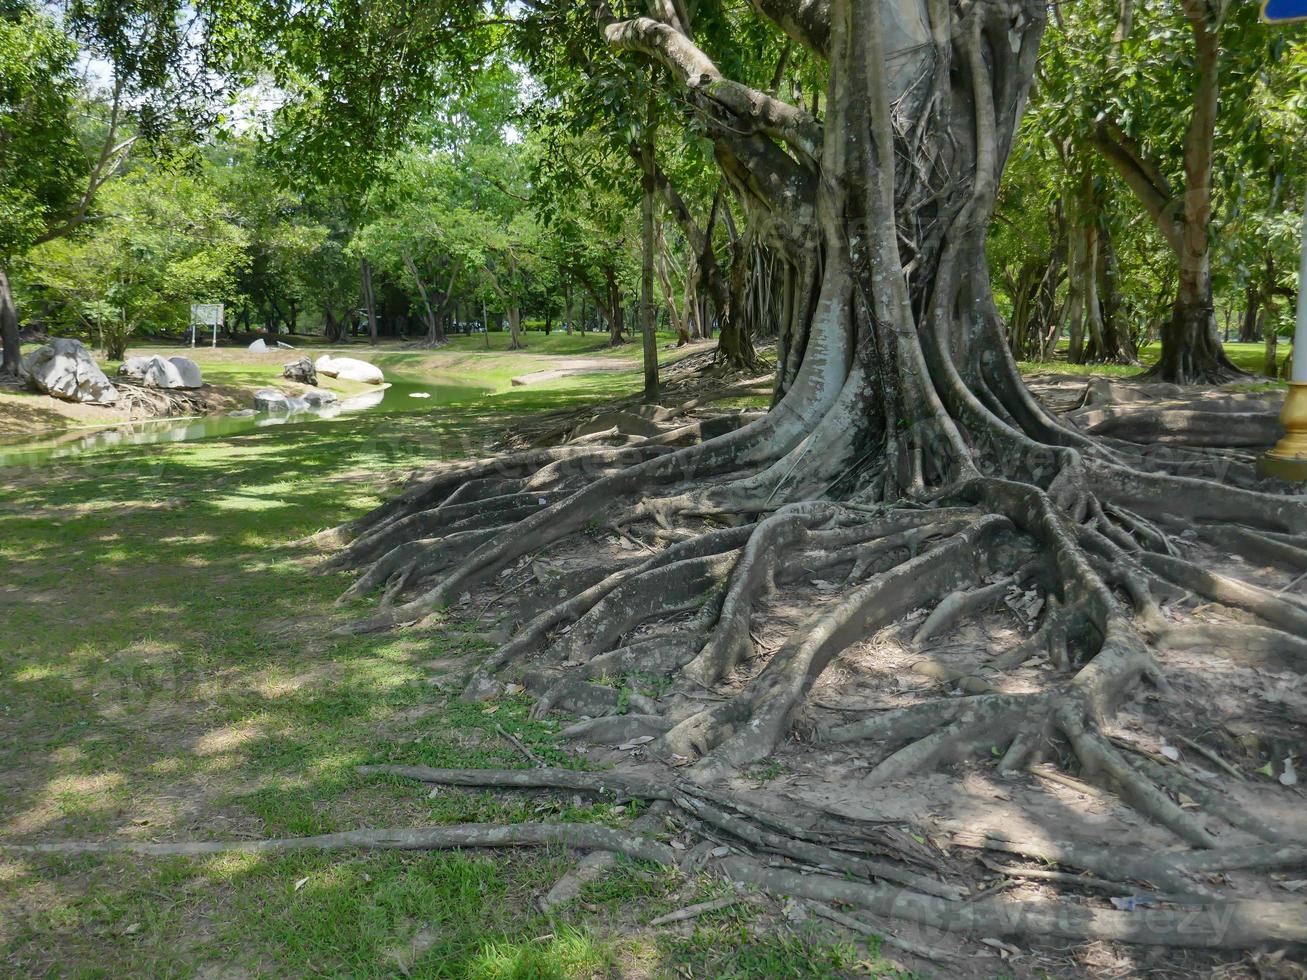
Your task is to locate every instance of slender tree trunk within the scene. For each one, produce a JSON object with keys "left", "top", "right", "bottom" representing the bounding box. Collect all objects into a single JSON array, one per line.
[
  {"left": 656, "top": 223, "right": 690, "bottom": 346},
  {"left": 602, "top": 267, "right": 625, "bottom": 346},
  {"left": 0, "top": 268, "right": 21, "bottom": 378},
  {"left": 1094, "top": 220, "right": 1136, "bottom": 363},
  {"left": 361, "top": 258, "right": 379, "bottom": 346},
  {"left": 404, "top": 250, "right": 445, "bottom": 346},
  {"left": 640, "top": 114, "right": 660, "bottom": 400},
  {"left": 1264, "top": 307, "right": 1278, "bottom": 378},
  {"left": 507, "top": 306, "right": 523, "bottom": 349},
  {"left": 1240, "top": 281, "right": 1261, "bottom": 343}
]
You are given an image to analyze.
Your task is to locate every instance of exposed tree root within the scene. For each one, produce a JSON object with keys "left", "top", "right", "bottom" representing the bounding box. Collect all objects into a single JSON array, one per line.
[
  {"left": 0, "top": 822, "right": 675, "bottom": 864},
  {"left": 15, "top": 812, "right": 1304, "bottom": 949}
]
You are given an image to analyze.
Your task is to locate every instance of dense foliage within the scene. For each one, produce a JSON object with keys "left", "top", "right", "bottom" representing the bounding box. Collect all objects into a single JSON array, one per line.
[{"left": 0, "top": 0, "right": 1301, "bottom": 368}]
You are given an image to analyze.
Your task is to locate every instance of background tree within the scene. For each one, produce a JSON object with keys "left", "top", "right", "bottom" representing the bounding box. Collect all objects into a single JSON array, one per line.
[
  {"left": 0, "top": 0, "right": 86, "bottom": 376},
  {"left": 25, "top": 167, "right": 246, "bottom": 358}
]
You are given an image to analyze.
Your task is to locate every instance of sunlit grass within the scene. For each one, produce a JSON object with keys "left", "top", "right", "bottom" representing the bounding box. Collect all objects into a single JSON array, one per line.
[{"left": 0, "top": 349, "right": 886, "bottom": 976}]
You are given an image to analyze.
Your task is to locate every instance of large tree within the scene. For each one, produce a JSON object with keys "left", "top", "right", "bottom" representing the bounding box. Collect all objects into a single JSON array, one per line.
[
  {"left": 249, "top": 0, "right": 1307, "bottom": 948},
  {"left": 1087, "top": 0, "right": 1261, "bottom": 382},
  {"left": 0, "top": 0, "right": 85, "bottom": 376}
]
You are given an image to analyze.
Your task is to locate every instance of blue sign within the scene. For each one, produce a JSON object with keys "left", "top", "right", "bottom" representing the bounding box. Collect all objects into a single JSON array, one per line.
[{"left": 1263, "top": 0, "right": 1307, "bottom": 23}]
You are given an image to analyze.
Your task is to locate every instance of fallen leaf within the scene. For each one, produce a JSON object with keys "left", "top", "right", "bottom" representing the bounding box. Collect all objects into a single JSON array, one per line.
[
  {"left": 504, "top": 683, "right": 525, "bottom": 696},
  {"left": 121, "top": 922, "right": 142, "bottom": 936},
  {"left": 294, "top": 876, "right": 310, "bottom": 892},
  {"left": 617, "top": 735, "right": 655, "bottom": 750},
  {"left": 1279, "top": 880, "right": 1307, "bottom": 892},
  {"left": 1280, "top": 757, "right": 1298, "bottom": 786},
  {"left": 981, "top": 937, "right": 1021, "bottom": 957},
  {"left": 1109, "top": 896, "right": 1155, "bottom": 911},
  {"left": 1159, "top": 742, "right": 1181, "bottom": 761}
]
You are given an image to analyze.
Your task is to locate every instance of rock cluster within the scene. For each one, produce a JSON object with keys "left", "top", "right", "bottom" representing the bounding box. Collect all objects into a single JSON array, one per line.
[
  {"left": 24, "top": 339, "right": 119, "bottom": 405},
  {"left": 252, "top": 387, "right": 339, "bottom": 414},
  {"left": 118, "top": 355, "right": 203, "bottom": 389}
]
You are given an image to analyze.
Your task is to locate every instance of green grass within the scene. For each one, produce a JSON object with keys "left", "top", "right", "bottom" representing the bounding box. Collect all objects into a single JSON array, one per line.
[
  {"left": 0, "top": 349, "right": 887, "bottom": 978},
  {"left": 1020, "top": 340, "right": 1288, "bottom": 387}
]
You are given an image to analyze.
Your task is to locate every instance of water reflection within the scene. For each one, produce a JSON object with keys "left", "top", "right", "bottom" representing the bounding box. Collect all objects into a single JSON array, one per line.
[{"left": 0, "top": 375, "right": 477, "bottom": 469}]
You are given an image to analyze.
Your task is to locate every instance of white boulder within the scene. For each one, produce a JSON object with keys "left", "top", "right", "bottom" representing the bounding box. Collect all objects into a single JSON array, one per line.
[
  {"left": 119, "top": 355, "right": 201, "bottom": 389},
  {"left": 315, "top": 354, "right": 383, "bottom": 385},
  {"left": 25, "top": 339, "right": 118, "bottom": 405}
]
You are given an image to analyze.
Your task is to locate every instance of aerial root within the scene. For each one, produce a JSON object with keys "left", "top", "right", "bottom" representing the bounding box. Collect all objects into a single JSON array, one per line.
[
  {"left": 1103, "top": 504, "right": 1176, "bottom": 555},
  {"left": 1195, "top": 523, "right": 1307, "bottom": 571},
  {"left": 1155, "top": 623, "right": 1307, "bottom": 671},
  {"left": 334, "top": 489, "right": 569, "bottom": 577},
  {"left": 543, "top": 550, "right": 741, "bottom": 666},
  {"left": 658, "top": 515, "right": 1012, "bottom": 769},
  {"left": 459, "top": 524, "right": 751, "bottom": 698},
  {"left": 989, "top": 596, "right": 1079, "bottom": 671},
  {"left": 0, "top": 822, "right": 675, "bottom": 865},
  {"left": 1140, "top": 552, "right": 1307, "bottom": 635},
  {"left": 912, "top": 558, "right": 1040, "bottom": 645},
  {"left": 33, "top": 763, "right": 1307, "bottom": 946},
  {"left": 335, "top": 528, "right": 500, "bottom": 606},
  {"left": 1059, "top": 717, "right": 1219, "bottom": 848},
  {"left": 1116, "top": 749, "right": 1286, "bottom": 843},
  {"left": 343, "top": 765, "right": 1307, "bottom": 947}
]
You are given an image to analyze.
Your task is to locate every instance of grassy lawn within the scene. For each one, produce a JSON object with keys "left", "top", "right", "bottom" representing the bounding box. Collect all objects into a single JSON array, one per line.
[
  {"left": 0, "top": 347, "right": 898, "bottom": 978},
  {"left": 1019, "top": 340, "right": 1289, "bottom": 388}
]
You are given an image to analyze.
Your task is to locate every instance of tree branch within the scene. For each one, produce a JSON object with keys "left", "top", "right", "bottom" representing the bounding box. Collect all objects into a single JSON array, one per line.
[
  {"left": 1091, "top": 120, "right": 1182, "bottom": 253},
  {"left": 746, "top": 0, "right": 830, "bottom": 58},
  {"left": 601, "top": 14, "right": 820, "bottom": 160}
]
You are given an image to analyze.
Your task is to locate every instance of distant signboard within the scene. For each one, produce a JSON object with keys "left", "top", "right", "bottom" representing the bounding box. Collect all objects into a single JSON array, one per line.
[
  {"left": 1262, "top": 0, "right": 1307, "bottom": 23},
  {"left": 191, "top": 303, "right": 223, "bottom": 326}
]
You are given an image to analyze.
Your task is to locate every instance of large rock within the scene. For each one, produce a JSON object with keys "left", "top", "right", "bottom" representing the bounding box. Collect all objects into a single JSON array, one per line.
[
  {"left": 283, "top": 357, "right": 317, "bottom": 385},
  {"left": 301, "top": 389, "right": 337, "bottom": 408},
  {"left": 253, "top": 388, "right": 293, "bottom": 413},
  {"left": 25, "top": 339, "right": 118, "bottom": 405},
  {"left": 315, "top": 354, "right": 384, "bottom": 385},
  {"left": 119, "top": 354, "right": 202, "bottom": 389},
  {"left": 253, "top": 387, "right": 331, "bottom": 414},
  {"left": 168, "top": 356, "right": 203, "bottom": 388}
]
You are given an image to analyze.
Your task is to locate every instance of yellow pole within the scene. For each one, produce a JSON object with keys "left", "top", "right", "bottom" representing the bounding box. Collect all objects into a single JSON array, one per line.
[{"left": 1257, "top": 187, "right": 1307, "bottom": 482}]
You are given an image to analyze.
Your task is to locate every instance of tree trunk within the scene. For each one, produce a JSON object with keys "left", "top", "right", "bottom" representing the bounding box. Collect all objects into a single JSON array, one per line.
[
  {"left": 602, "top": 267, "right": 625, "bottom": 346},
  {"left": 564, "top": 283, "right": 574, "bottom": 335},
  {"left": 403, "top": 250, "right": 450, "bottom": 346},
  {"left": 1264, "top": 308, "right": 1278, "bottom": 378},
  {"left": 1240, "top": 281, "right": 1261, "bottom": 343},
  {"left": 655, "top": 222, "right": 691, "bottom": 346},
  {"left": 1094, "top": 220, "right": 1136, "bottom": 364},
  {"left": 640, "top": 115, "right": 660, "bottom": 401},
  {"left": 361, "top": 258, "right": 378, "bottom": 346},
  {"left": 0, "top": 268, "right": 21, "bottom": 378},
  {"left": 1095, "top": 3, "right": 1239, "bottom": 383},
  {"left": 507, "top": 305, "right": 523, "bottom": 349}
]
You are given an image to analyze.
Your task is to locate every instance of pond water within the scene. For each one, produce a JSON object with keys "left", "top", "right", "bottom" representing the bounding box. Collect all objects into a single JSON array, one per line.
[{"left": 0, "top": 373, "right": 487, "bottom": 469}]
